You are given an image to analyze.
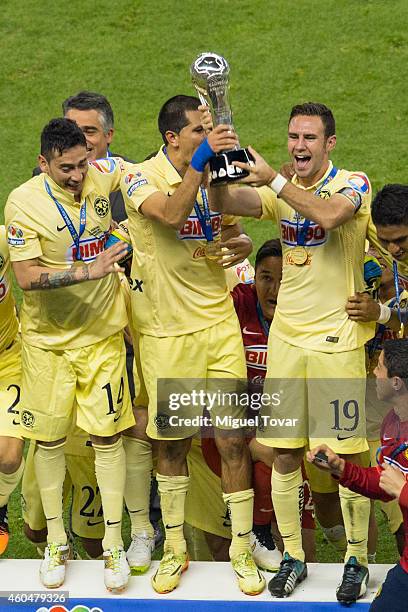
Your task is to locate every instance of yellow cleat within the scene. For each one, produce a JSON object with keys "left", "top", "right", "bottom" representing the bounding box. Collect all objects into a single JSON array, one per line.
[
  {"left": 151, "top": 549, "right": 189, "bottom": 594},
  {"left": 231, "top": 551, "right": 266, "bottom": 596}
]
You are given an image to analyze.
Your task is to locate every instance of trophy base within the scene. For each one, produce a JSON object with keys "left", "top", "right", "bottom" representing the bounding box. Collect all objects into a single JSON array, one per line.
[{"left": 209, "top": 148, "right": 254, "bottom": 185}]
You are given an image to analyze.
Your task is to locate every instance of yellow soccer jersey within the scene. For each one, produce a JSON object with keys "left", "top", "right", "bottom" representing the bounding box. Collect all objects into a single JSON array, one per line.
[
  {"left": 5, "top": 159, "right": 129, "bottom": 350},
  {"left": 0, "top": 226, "right": 19, "bottom": 353},
  {"left": 367, "top": 217, "right": 408, "bottom": 292},
  {"left": 259, "top": 162, "right": 375, "bottom": 352},
  {"left": 122, "top": 147, "right": 235, "bottom": 336}
]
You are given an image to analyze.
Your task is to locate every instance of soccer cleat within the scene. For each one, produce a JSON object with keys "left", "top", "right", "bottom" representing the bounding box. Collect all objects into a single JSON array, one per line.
[
  {"left": 268, "top": 552, "right": 307, "bottom": 598},
  {"left": 231, "top": 550, "right": 266, "bottom": 596},
  {"left": 39, "top": 543, "right": 69, "bottom": 588},
  {"left": 103, "top": 547, "right": 131, "bottom": 593},
  {"left": 336, "top": 556, "right": 369, "bottom": 604},
  {"left": 151, "top": 549, "right": 189, "bottom": 594},
  {"left": 250, "top": 525, "right": 282, "bottom": 572},
  {"left": 0, "top": 505, "right": 9, "bottom": 555},
  {"left": 126, "top": 531, "right": 155, "bottom": 574}
]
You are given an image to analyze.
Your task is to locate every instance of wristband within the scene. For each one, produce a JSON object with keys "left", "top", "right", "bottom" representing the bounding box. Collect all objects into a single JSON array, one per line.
[
  {"left": 269, "top": 173, "right": 288, "bottom": 195},
  {"left": 190, "top": 138, "right": 214, "bottom": 173},
  {"left": 377, "top": 304, "right": 391, "bottom": 324}
]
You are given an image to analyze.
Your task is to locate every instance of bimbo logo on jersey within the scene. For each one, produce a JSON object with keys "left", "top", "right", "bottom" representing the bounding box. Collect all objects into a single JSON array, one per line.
[
  {"left": 68, "top": 235, "right": 108, "bottom": 263},
  {"left": 245, "top": 345, "right": 267, "bottom": 371},
  {"left": 178, "top": 212, "right": 222, "bottom": 241},
  {"left": 281, "top": 218, "right": 327, "bottom": 247}
]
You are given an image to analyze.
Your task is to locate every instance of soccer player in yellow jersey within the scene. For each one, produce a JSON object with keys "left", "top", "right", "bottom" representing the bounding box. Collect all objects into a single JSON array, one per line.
[
  {"left": 5, "top": 118, "right": 135, "bottom": 592},
  {"left": 0, "top": 226, "right": 24, "bottom": 555},
  {"left": 122, "top": 95, "right": 264, "bottom": 596},
  {"left": 349, "top": 185, "right": 408, "bottom": 329},
  {"left": 211, "top": 102, "right": 374, "bottom": 603},
  {"left": 24, "top": 91, "right": 147, "bottom": 563}
]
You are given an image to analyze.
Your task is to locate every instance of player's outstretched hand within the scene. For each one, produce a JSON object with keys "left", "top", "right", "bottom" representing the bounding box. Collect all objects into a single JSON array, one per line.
[
  {"left": 207, "top": 124, "right": 239, "bottom": 154},
  {"left": 232, "top": 146, "right": 275, "bottom": 187},
  {"left": 88, "top": 242, "right": 128, "bottom": 280},
  {"left": 217, "top": 234, "right": 253, "bottom": 269},
  {"left": 307, "top": 444, "right": 345, "bottom": 478},
  {"left": 346, "top": 292, "right": 380, "bottom": 322},
  {"left": 379, "top": 464, "right": 407, "bottom": 499},
  {"left": 199, "top": 104, "right": 213, "bottom": 134}
]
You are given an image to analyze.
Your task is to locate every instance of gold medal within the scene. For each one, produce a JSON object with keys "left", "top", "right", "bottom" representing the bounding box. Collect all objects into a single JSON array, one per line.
[
  {"left": 291, "top": 246, "right": 308, "bottom": 265},
  {"left": 205, "top": 240, "right": 221, "bottom": 261}
]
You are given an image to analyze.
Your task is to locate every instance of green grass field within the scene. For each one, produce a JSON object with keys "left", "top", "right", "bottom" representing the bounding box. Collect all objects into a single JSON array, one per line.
[{"left": 1, "top": 0, "right": 407, "bottom": 563}]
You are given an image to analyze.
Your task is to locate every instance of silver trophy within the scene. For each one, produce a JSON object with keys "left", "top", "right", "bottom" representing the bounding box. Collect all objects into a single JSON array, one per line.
[{"left": 191, "top": 52, "right": 253, "bottom": 185}]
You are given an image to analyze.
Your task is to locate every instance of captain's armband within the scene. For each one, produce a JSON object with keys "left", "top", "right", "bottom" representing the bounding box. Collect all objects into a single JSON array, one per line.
[{"left": 337, "top": 187, "right": 362, "bottom": 212}]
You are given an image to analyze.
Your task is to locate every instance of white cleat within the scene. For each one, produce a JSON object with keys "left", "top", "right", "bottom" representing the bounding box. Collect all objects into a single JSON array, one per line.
[
  {"left": 39, "top": 543, "right": 69, "bottom": 588},
  {"left": 250, "top": 529, "right": 282, "bottom": 572},
  {"left": 126, "top": 531, "right": 155, "bottom": 574},
  {"left": 104, "top": 546, "right": 131, "bottom": 593}
]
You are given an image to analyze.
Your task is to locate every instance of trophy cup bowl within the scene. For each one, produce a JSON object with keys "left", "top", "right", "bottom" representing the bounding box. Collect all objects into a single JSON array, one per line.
[{"left": 191, "top": 52, "right": 253, "bottom": 185}]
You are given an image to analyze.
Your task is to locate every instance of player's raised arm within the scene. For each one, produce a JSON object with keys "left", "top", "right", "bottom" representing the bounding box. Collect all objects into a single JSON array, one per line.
[
  {"left": 234, "top": 146, "right": 362, "bottom": 230},
  {"left": 125, "top": 125, "right": 237, "bottom": 230},
  {"left": 209, "top": 181, "right": 263, "bottom": 218}
]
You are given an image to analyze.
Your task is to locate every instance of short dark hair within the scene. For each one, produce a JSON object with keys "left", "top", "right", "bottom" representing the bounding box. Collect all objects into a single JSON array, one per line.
[
  {"left": 40, "top": 118, "right": 86, "bottom": 161},
  {"left": 289, "top": 102, "right": 335, "bottom": 139},
  {"left": 383, "top": 339, "right": 408, "bottom": 379},
  {"left": 158, "top": 95, "right": 200, "bottom": 145},
  {"left": 62, "top": 91, "right": 114, "bottom": 133},
  {"left": 255, "top": 239, "right": 282, "bottom": 270},
  {"left": 371, "top": 184, "right": 408, "bottom": 227}
]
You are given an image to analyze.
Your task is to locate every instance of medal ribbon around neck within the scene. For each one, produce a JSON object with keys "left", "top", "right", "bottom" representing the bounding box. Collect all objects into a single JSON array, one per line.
[
  {"left": 163, "top": 146, "right": 214, "bottom": 243},
  {"left": 45, "top": 178, "right": 87, "bottom": 262},
  {"left": 393, "top": 260, "right": 402, "bottom": 323},
  {"left": 295, "top": 166, "right": 338, "bottom": 247}
]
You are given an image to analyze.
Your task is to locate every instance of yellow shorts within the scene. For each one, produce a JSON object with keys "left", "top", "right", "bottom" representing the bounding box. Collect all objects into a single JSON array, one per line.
[
  {"left": 132, "top": 332, "right": 148, "bottom": 408},
  {"left": 141, "top": 314, "right": 247, "bottom": 440},
  {"left": 185, "top": 441, "right": 231, "bottom": 539},
  {"left": 258, "top": 335, "right": 368, "bottom": 454},
  {"left": 22, "top": 435, "right": 105, "bottom": 540},
  {"left": 0, "top": 337, "right": 23, "bottom": 440},
  {"left": 368, "top": 439, "right": 403, "bottom": 534},
  {"left": 20, "top": 332, "right": 135, "bottom": 441}
]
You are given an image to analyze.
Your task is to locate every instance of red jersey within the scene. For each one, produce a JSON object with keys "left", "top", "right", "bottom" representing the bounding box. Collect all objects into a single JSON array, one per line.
[
  {"left": 231, "top": 283, "right": 268, "bottom": 389},
  {"left": 340, "top": 408, "right": 408, "bottom": 572}
]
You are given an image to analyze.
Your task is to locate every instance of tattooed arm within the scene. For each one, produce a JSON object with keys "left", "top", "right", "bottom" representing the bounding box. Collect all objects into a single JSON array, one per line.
[{"left": 12, "top": 242, "right": 128, "bottom": 291}]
